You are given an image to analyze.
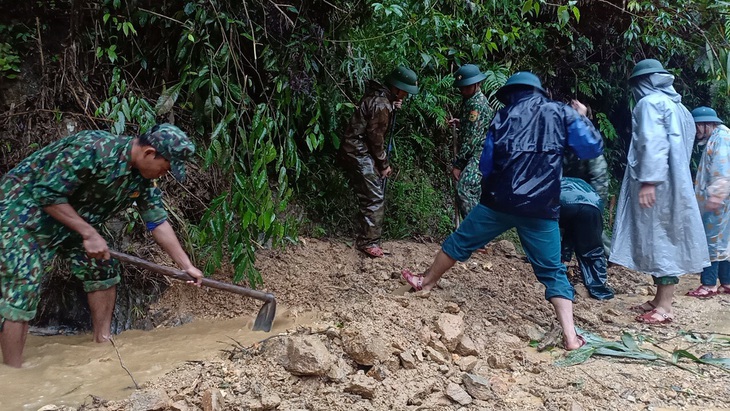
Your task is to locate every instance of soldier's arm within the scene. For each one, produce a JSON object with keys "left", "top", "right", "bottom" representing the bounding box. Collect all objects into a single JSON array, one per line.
[
  {"left": 135, "top": 184, "right": 169, "bottom": 231},
  {"left": 364, "top": 104, "right": 392, "bottom": 171},
  {"left": 454, "top": 106, "right": 491, "bottom": 170},
  {"left": 587, "top": 154, "right": 609, "bottom": 203},
  {"left": 43, "top": 204, "right": 109, "bottom": 260},
  {"left": 151, "top": 221, "right": 203, "bottom": 286}
]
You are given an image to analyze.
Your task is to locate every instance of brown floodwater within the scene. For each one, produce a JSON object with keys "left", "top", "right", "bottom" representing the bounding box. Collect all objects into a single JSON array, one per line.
[{"left": 0, "top": 308, "right": 319, "bottom": 410}]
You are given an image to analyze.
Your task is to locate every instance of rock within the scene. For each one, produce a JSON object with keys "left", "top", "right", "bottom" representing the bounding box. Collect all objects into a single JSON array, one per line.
[
  {"left": 428, "top": 339, "right": 451, "bottom": 359},
  {"left": 456, "top": 355, "right": 479, "bottom": 372},
  {"left": 201, "top": 389, "right": 225, "bottom": 411},
  {"left": 285, "top": 335, "right": 335, "bottom": 376},
  {"left": 341, "top": 326, "right": 392, "bottom": 366},
  {"left": 445, "top": 302, "right": 460, "bottom": 314},
  {"left": 435, "top": 313, "right": 465, "bottom": 351},
  {"left": 455, "top": 335, "right": 479, "bottom": 356},
  {"left": 400, "top": 351, "right": 417, "bottom": 369},
  {"left": 129, "top": 389, "right": 171, "bottom": 411},
  {"left": 169, "top": 401, "right": 189, "bottom": 411},
  {"left": 261, "top": 391, "right": 282, "bottom": 410},
  {"left": 425, "top": 346, "right": 449, "bottom": 365},
  {"left": 445, "top": 383, "right": 473, "bottom": 405},
  {"left": 570, "top": 400, "right": 585, "bottom": 411},
  {"left": 262, "top": 336, "right": 290, "bottom": 367},
  {"left": 366, "top": 363, "right": 389, "bottom": 381},
  {"left": 415, "top": 349, "right": 425, "bottom": 362},
  {"left": 327, "top": 357, "right": 353, "bottom": 382},
  {"left": 344, "top": 374, "right": 378, "bottom": 399},
  {"left": 486, "top": 355, "right": 507, "bottom": 369},
  {"left": 494, "top": 240, "right": 517, "bottom": 257},
  {"left": 462, "top": 373, "right": 492, "bottom": 401}
]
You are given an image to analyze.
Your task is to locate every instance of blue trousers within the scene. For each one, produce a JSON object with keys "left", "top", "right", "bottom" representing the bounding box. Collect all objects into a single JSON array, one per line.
[
  {"left": 701, "top": 261, "right": 730, "bottom": 286},
  {"left": 442, "top": 204, "right": 574, "bottom": 301}
]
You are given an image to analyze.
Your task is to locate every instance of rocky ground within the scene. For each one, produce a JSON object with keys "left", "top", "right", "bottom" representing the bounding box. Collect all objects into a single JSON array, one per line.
[{"left": 42, "top": 238, "right": 730, "bottom": 411}]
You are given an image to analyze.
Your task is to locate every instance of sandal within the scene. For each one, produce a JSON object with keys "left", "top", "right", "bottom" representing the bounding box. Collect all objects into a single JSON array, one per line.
[
  {"left": 401, "top": 269, "right": 424, "bottom": 291},
  {"left": 686, "top": 285, "right": 718, "bottom": 298},
  {"left": 718, "top": 285, "right": 730, "bottom": 294},
  {"left": 629, "top": 300, "right": 657, "bottom": 313},
  {"left": 635, "top": 309, "right": 673, "bottom": 324},
  {"left": 361, "top": 245, "right": 384, "bottom": 258}
]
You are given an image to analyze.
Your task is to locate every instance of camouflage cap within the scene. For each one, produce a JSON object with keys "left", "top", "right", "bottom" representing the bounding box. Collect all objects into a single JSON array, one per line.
[{"left": 139, "top": 123, "right": 195, "bottom": 181}]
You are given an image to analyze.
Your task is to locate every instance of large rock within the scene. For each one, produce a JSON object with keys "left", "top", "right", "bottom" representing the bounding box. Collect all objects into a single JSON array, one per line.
[
  {"left": 462, "top": 373, "right": 492, "bottom": 401},
  {"left": 399, "top": 351, "right": 417, "bottom": 369},
  {"left": 341, "top": 326, "right": 392, "bottom": 366},
  {"left": 285, "top": 335, "right": 335, "bottom": 376},
  {"left": 435, "top": 313, "right": 465, "bottom": 351},
  {"left": 445, "top": 383, "right": 473, "bottom": 405},
  {"left": 129, "top": 389, "right": 171, "bottom": 411},
  {"left": 455, "top": 335, "right": 479, "bottom": 356},
  {"left": 344, "top": 374, "right": 378, "bottom": 399}
]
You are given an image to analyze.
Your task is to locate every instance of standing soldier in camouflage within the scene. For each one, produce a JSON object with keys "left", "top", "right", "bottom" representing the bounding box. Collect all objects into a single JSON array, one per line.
[
  {"left": 0, "top": 124, "right": 203, "bottom": 367},
  {"left": 450, "top": 64, "right": 494, "bottom": 218},
  {"left": 341, "top": 66, "right": 419, "bottom": 258}
]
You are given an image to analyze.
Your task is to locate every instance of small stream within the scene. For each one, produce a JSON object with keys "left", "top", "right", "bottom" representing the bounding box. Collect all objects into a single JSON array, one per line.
[{"left": 0, "top": 308, "right": 320, "bottom": 410}]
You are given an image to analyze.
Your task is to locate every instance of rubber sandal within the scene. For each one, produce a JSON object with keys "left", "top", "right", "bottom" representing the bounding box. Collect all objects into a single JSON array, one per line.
[
  {"left": 635, "top": 309, "right": 673, "bottom": 324},
  {"left": 361, "top": 245, "right": 384, "bottom": 258},
  {"left": 717, "top": 285, "right": 730, "bottom": 294},
  {"left": 401, "top": 269, "right": 424, "bottom": 291},
  {"left": 686, "top": 285, "right": 718, "bottom": 298},
  {"left": 629, "top": 300, "right": 657, "bottom": 313}
]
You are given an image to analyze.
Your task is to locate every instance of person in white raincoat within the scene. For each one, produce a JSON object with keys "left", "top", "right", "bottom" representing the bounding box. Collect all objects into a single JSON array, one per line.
[
  {"left": 610, "top": 59, "right": 709, "bottom": 324},
  {"left": 686, "top": 106, "right": 730, "bottom": 297}
]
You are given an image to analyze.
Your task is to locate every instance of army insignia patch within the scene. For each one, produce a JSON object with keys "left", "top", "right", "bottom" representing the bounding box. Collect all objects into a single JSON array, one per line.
[
  {"left": 129, "top": 191, "right": 140, "bottom": 199},
  {"left": 468, "top": 110, "right": 479, "bottom": 122}
]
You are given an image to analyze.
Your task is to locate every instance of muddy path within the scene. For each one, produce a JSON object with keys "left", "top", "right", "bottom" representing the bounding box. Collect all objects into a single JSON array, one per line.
[{"left": 19, "top": 239, "right": 730, "bottom": 410}]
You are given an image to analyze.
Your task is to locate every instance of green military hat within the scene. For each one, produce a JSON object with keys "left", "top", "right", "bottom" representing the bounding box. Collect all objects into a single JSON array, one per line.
[
  {"left": 385, "top": 66, "right": 419, "bottom": 95},
  {"left": 140, "top": 123, "right": 196, "bottom": 181},
  {"left": 629, "top": 59, "right": 669, "bottom": 80},
  {"left": 453, "top": 64, "right": 487, "bottom": 87},
  {"left": 495, "top": 71, "right": 546, "bottom": 104},
  {"left": 691, "top": 106, "right": 723, "bottom": 124}
]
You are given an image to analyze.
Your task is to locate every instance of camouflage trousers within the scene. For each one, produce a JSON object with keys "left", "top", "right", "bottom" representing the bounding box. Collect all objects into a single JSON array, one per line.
[
  {"left": 0, "top": 221, "right": 120, "bottom": 326},
  {"left": 456, "top": 159, "right": 482, "bottom": 219},
  {"left": 343, "top": 145, "right": 386, "bottom": 249}
]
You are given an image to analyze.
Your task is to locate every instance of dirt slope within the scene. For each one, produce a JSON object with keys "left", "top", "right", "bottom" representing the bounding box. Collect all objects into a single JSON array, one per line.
[{"left": 64, "top": 238, "right": 730, "bottom": 410}]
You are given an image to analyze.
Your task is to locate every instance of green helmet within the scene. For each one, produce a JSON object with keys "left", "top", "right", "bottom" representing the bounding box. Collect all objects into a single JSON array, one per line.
[
  {"left": 691, "top": 106, "right": 723, "bottom": 124},
  {"left": 453, "top": 64, "right": 487, "bottom": 87},
  {"left": 629, "top": 59, "right": 668, "bottom": 81},
  {"left": 495, "top": 71, "right": 546, "bottom": 104},
  {"left": 385, "top": 66, "right": 419, "bottom": 95}
]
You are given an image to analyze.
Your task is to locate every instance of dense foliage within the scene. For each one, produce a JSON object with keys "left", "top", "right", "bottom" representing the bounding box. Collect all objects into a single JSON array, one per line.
[{"left": 0, "top": 0, "right": 729, "bottom": 285}]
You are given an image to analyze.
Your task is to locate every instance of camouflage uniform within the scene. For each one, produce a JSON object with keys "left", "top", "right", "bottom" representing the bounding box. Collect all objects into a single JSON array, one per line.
[
  {"left": 0, "top": 125, "right": 193, "bottom": 325},
  {"left": 453, "top": 90, "right": 492, "bottom": 218},
  {"left": 341, "top": 80, "right": 395, "bottom": 249}
]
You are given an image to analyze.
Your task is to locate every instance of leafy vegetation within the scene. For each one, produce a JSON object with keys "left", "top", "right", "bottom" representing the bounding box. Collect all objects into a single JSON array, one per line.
[{"left": 1, "top": 0, "right": 730, "bottom": 285}]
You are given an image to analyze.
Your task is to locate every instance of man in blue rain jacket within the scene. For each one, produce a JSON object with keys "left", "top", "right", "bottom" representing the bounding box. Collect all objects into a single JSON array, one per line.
[{"left": 402, "top": 71, "right": 603, "bottom": 351}]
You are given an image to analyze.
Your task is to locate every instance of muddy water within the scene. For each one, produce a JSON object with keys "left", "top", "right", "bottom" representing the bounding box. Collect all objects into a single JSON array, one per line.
[{"left": 0, "top": 308, "right": 319, "bottom": 411}]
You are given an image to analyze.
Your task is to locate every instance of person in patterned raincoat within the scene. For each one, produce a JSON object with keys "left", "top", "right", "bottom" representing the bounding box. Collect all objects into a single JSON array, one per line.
[
  {"left": 686, "top": 106, "right": 730, "bottom": 298},
  {"left": 449, "top": 64, "right": 494, "bottom": 219},
  {"left": 340, "top": 66, "right": 419, "bottom": 258},
  {"left": 0, "top": 124, "right": 202, "bottom": 367}
]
